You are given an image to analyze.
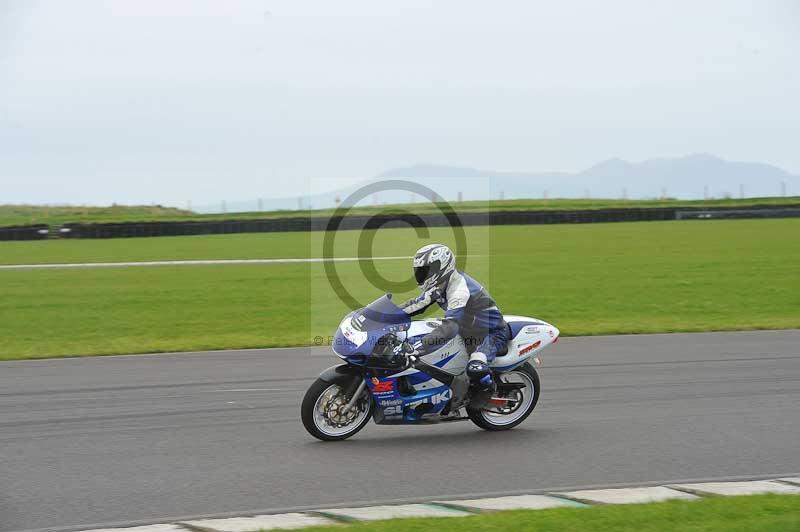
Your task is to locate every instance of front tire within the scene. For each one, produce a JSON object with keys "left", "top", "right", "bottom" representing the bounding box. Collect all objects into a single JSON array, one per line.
[
  {"left": 301, "top": 378, "right": 373, "bottom": 441},
  {"left": 468, "top": 362, "right": 540, "bottom": 431}
]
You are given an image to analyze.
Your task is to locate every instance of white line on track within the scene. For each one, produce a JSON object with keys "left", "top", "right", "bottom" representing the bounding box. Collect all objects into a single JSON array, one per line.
[
  {"left": 207, "top": 388, "right": 290, "bottom": 393},
  {"left": 0, "top": 256, "right": 411, "bottom": 270}
]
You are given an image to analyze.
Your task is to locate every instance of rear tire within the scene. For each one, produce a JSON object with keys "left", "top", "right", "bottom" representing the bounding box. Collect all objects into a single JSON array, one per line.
[
  {"left": 301, "top": 378, "right": 373, "bottom": 441},
  {"left": 468, "top": 362, "right": 540, "bottom": 431}
]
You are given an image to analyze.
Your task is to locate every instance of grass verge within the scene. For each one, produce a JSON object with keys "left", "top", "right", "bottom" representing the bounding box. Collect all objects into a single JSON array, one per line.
[
  {"left": 298, "top": 494, "right": 800, "bottom": 532},
  {"left": 1, "top": 219, "right": 798, "bottom": 360}
]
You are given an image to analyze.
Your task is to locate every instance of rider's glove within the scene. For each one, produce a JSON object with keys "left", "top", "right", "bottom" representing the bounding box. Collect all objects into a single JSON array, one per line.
[
  {"left": 386, "top": 344, "right": 409, "bottom": 368},
  {"left": 390, "top": 344, "right": 405, "bottom": 360}
]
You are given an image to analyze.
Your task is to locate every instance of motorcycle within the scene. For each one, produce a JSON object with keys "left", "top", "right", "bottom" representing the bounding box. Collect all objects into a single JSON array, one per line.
[{"left": 301, "top": 294, "right": 559, "bottom": 441}]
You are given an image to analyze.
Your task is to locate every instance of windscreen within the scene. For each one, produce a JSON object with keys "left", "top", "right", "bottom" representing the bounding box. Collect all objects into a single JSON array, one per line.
[
  {"left": 351, "top": 294, "right": 410, "bottom": 333},
  {"left": 333, "top": 294, "right": 410, "bottom": 360}
]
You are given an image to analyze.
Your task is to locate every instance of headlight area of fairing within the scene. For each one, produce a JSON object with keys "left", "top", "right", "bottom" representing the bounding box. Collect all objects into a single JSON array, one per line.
[
  {"left": 331, "top": 321, "right": 409, "bottom": 367},
  {"left": 331, "top": 328, "right": 369, "bottom": 365},
  {"left": 330, "top": 295, "right": 412, "bottom": 366}
]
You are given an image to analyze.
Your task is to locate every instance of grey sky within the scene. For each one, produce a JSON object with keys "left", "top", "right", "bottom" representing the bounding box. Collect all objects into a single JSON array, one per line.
[{"left": 1, "top": 0, "right": 798, "bottom": 206}]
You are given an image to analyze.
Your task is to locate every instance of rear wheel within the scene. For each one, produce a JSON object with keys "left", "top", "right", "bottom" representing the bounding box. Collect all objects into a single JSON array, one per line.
[
  {"left": 301, "top": 378, "right": 373, "bottom": 441},
  {"left": 468, "top": 362, "right": 540, "bottom": 431}
]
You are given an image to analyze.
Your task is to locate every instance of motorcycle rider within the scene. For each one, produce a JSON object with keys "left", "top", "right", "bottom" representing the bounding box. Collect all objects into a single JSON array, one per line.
[{"left": 400, "top": 243, "right": 509, "bottom": 390}]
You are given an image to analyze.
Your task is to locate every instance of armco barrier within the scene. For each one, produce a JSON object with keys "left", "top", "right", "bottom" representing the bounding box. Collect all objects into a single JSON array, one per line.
[
  {"left": 0, "top": 224, "right": 49, "bottom": 241},
  {"left": 50, "top": 203, "right": 800, "bottom": 239}
]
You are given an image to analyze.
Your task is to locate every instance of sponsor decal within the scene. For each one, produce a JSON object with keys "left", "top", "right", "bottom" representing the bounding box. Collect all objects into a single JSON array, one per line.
[
  {"left": 519, "top": 340, "right": 541, "bottom": 356},
  {"left": 340, "top": 316, "right": 368, "bottom": 347},
  {"left": 407, "top": 388, "right": 453, "bottom": 409},
  {"left": 352, "top": 313, "right": 367, "bottom": 331},
  {"left": 383, "top": 405, "right": 404, "bottom": 416},
  {"left": 524, "top": 326, "right": 541, "bottom": 334},
  {"left": 448, "top": 296, "right": 466, "bottom": 308},
  {"left": 379, "top": 399, "right": 403, "bottom": 407},
  {"left": 371, "top": 377, "right": 380, "bottom": 385},
  {"left": 372, "top": 380, "right": 394, "bottom": 393}
]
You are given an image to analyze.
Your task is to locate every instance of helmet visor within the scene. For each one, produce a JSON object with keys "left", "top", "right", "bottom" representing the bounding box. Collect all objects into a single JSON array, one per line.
[
  {"left": 414, "top": 265, "right": 429, "bottom": 286},
  {"left": 414, "top": 262, "right": 440, "bottom": 286}
]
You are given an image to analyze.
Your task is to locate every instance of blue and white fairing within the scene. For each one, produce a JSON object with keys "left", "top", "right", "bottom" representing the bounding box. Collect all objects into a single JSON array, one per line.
[
  {"left": 331, "top": 294, "right": 410, "bottom": 365},
  {"left": 330, "top": 294, "right": 559, "bottom": 425}
]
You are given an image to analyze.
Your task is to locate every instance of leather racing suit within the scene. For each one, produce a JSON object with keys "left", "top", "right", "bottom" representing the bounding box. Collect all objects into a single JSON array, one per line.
[{"left": 400, "top": 270, "right": 509, "bottom": 363}]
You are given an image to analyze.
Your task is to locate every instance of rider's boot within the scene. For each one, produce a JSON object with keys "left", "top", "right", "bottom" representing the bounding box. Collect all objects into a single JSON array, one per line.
[{"left": 466, "top": 352, "right": 495, "bottom": 391}]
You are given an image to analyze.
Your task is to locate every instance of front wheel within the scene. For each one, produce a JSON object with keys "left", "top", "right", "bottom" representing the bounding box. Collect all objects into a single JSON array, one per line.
[
  {"left": 468, "top": 362, "right": 540, "bottom": 431},
  {"left": 301, "top": 378, "right": 373, "bottom": 441}
]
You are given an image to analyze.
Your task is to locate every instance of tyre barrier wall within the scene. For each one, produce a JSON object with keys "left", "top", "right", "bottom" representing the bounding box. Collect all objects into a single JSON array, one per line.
[
  {"left": 0, "top": 224, "right": 49, "bottom": 241},
  {"left": 38, "top": 204, "right": 800, "bottom": 239},
  {"left": 675, "top": 207, "right": 800, "bottom": 220},
  {"left": 58, "top": 208, "right": 675, "bottom": 238}
]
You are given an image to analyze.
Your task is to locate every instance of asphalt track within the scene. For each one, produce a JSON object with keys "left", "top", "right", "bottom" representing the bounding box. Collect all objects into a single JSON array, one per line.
[{"left": 1, "top": 330, "right": 799, "bottom": 532}]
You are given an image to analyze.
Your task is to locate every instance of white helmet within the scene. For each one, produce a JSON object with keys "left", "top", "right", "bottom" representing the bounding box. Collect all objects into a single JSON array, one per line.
[{"left": 413, "top": 244, "right": 455, "bottom": 292}]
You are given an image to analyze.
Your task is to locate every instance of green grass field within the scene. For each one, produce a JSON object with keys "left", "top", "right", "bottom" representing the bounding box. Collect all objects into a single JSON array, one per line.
[
  {"left": 293, "top": 495, "right": 800, "bottom": 532},
  {"left": 2, "top": 196, "right": 798, "bottom": 226},
  {"left": 1, "top": 218, "right": 798, "bottom": 360}
]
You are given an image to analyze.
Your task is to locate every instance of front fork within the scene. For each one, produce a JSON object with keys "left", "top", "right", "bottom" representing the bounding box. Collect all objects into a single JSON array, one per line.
[
  {"left": 318, "top": 364, "right": 370, "bottom": 414},
  {"left": 340, "top": 378, "right": 367, "bottom": 414}
]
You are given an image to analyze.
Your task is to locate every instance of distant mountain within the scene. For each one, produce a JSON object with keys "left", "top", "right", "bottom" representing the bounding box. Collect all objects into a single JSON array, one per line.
[
  {"left": 195, "top": 154, "right": 799, "bottom": 213},
  {"left": 377, "top": 163, "right": 569, "bottom": 182},
  {"left": 372, "top": 154, "right": 798, "bottom": 202},
  {"left": 574, "top": 153, "right": 797, "bottom": 199}
]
